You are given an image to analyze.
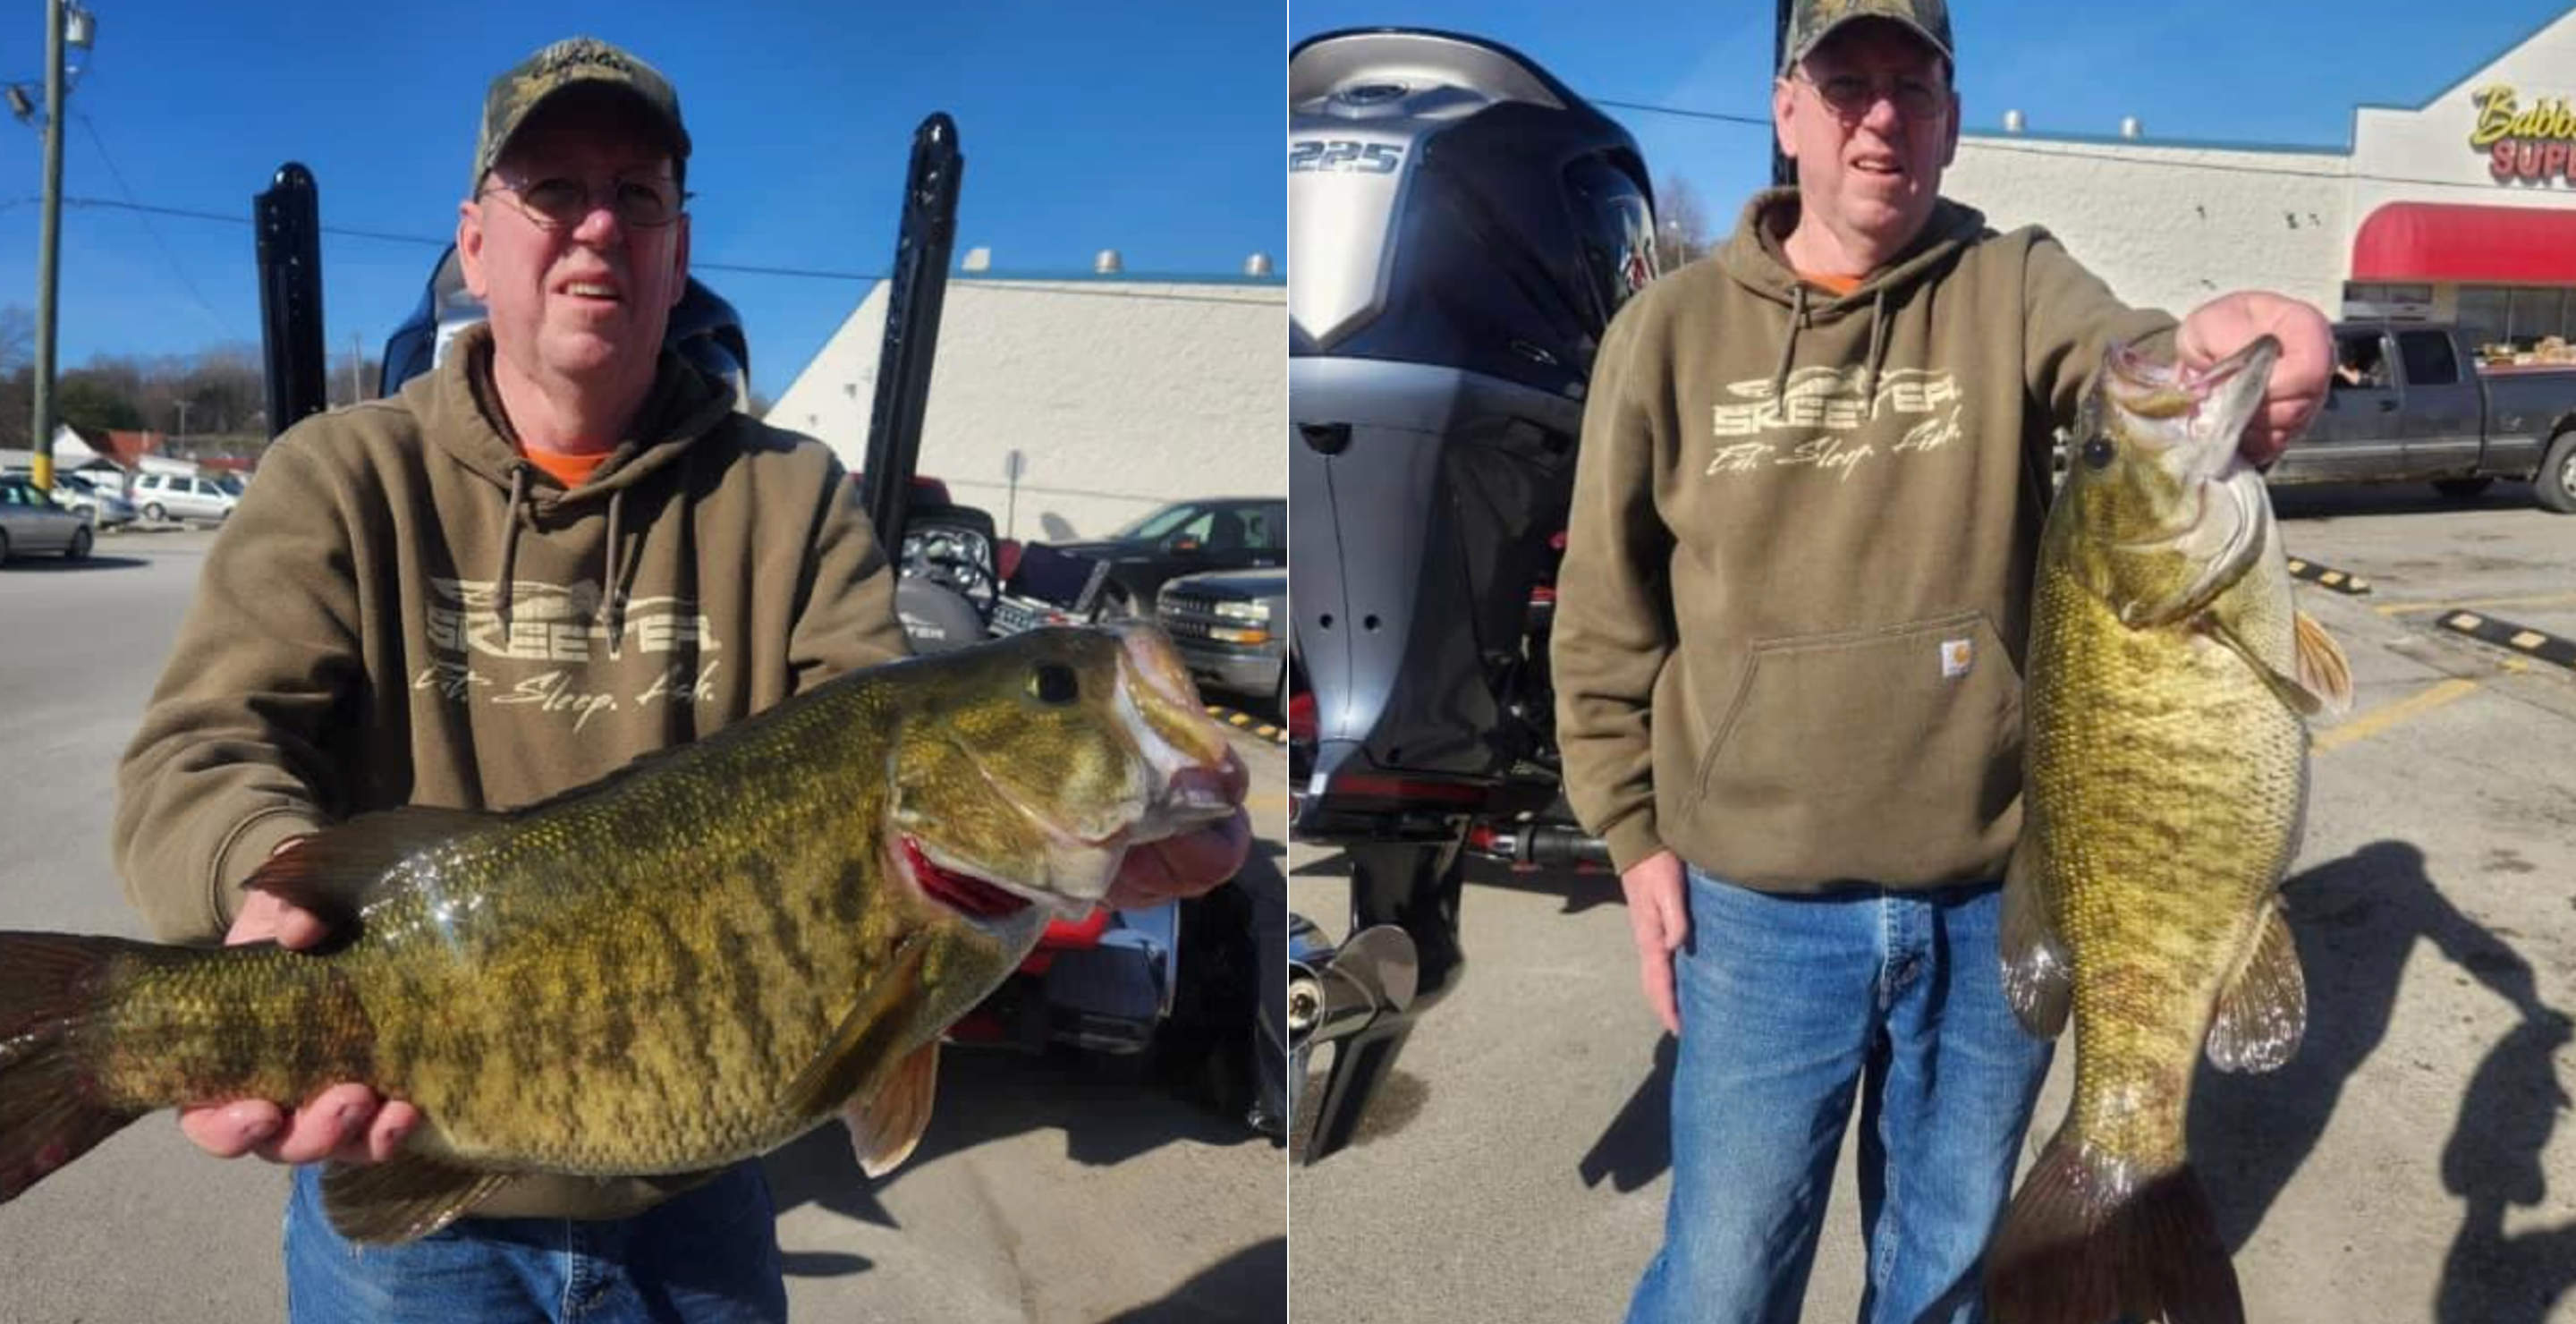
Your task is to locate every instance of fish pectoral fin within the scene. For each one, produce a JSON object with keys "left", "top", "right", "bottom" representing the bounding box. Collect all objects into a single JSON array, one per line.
[
  {"left": 2199, "top": 610, "right": 2329, "bottom": 718},
  {"left": 318, "top": 1155, "right": 513, "bottom": 1245},
  {"left": 1998, "top": 837, "right": 2072, "bottom": 1040},
  {"left": 245, "top": 806, "right": 498, "bottom": 929},
  {"left": 2293, "top": 610, "right": 2354, "bottom": 716},
  {"left": 845, "top": 1042, "right": 940, "bottom": 1178},
  {"left": 777, "top": 936, "right": 929, "bottom": 1125},
  {"left": 2206, "top": 905, "right": 2308, "bottom": 1074}
]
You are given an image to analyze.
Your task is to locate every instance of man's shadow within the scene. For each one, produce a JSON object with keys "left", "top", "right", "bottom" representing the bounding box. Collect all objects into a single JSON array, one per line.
[
  {"left": 2190, "top": 839, "right": 2573, "bottom": 1320},
  {"left": 1578, "top": 1033, "right": 1677, "bottom": 1193}
]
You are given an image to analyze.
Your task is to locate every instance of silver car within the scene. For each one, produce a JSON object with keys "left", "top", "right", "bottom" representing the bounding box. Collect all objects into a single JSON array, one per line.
[
  {"left": 53, "top": 473, "right": 138, "bottom": 530},
  {"left": 0, "top": 476, "right": 95, "bottom": 562},
  {"left": 130, "top": 471, "right": 238, "bottom": 524}
]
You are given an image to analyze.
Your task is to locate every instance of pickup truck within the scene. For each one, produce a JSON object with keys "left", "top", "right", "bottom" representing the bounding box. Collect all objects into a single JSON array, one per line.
[
  {"left": 2275, "top": 322, "right": 2576, "bottom": 513},
  {"left": 1155, "top": 567, "right": 1287, "bottom": 712}
]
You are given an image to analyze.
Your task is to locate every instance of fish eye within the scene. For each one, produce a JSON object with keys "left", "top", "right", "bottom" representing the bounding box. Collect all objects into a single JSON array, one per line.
[
  {"left": 2080, "top": 436, "right": 2118, "bottom": 470},
  {"left": 1028, "top": 663, "right": 1080, "bottom": 705}
]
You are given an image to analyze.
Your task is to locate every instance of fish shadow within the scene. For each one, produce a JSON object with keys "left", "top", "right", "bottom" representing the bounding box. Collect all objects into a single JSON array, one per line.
[
  {"left": 2188, "top": 839, "right": 2575, "bottom": 1320},
  {"left": 761, "top": 1045, "right": 1265, "bottom": 1253},
  {"left": 1097, "top": 1236, "right": 1287, "bottom": 1322},
  {"left": 1576, "top": 1032, "right": 1677, "bottom": 1193}
]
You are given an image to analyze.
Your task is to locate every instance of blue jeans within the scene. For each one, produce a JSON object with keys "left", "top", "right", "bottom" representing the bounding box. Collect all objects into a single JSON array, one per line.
[
  {"left": 1625, "top": 868, "right": 2055, "bottom": 1324},
  {"left": 284, "top": 1161, "right": 787, "bottom": 1323}
]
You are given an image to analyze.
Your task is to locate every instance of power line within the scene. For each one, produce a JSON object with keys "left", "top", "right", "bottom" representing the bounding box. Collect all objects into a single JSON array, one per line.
[
  {"left": 17, "top": 196, "right": 1281, "bottom": 294},
  {"left": 1594, "top": 98, "right": 1771, "bottom": 130},
  {"left": 72, "top": 113, "right": 239, "bottom": 341}
]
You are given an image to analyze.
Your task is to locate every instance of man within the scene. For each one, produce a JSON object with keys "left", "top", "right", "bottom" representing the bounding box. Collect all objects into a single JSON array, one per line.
[
  {"left": 1549, "top": 4, "right": 2328, "bottom": 1321},
  {"left": 112, "top": 36, "right": 1249, "bottom": 1323}
]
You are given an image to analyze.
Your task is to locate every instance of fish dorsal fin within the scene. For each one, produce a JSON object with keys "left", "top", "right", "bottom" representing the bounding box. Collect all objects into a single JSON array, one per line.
[
  {"left": 846, "top": 1042, "right": 940, "bottom": 1177},
  {"left": 319, "top": 1154, "right": 513, "bottom": 1244},
  {"left": 242, "top": 807, "right": 496, "bottom": 929},
  {"left": 2293, "top": 610, "right": 2354, "bottom": 716},
  {"left": 1998, "top": 836, "right": 2072, "bottom": 1040},
  {"left": 777, "top": 934, "right": 931, "bottom": 1125},
  {"left": 2207, "top": 904, "right": 2307, "bottom": 1074}
]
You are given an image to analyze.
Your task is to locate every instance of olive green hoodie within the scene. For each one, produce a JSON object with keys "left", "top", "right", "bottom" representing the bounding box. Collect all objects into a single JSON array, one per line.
[
  {"left": 1553, "top": 189, "right": 2175, "bottom": 891},
  {"left": 115, "top": 322, "right": 904, "bottom": 943}
]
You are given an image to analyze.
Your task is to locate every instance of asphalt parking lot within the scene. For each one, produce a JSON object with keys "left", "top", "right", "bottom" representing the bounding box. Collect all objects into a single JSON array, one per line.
[
  {"left": 1289, "top": 481, "right": 2576, "bottom": 1324},
  {"left": 0, "top": 525, "right": 1287, "bottom": 1323}
]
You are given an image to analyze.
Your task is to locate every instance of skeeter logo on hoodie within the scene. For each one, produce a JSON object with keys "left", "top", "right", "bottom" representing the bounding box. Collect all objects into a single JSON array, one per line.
[
  {"left": 1703, "top": 364, "right": 1966, "bottom": 483},
  {"left": 411, "top": 577, "right": 724, "bottom": 732},
  {"left": 423, "top": 576, "right": 717, "bottom": 661}
]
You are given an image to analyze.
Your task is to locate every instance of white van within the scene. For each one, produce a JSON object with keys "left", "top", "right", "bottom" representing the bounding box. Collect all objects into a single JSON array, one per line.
[{"left": 131, "top": 471, "right": 239, "bottom": 524}]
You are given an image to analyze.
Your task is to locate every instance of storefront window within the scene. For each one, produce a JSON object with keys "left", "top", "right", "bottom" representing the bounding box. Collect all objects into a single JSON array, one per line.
[
  {"left": 2457, "top": 287, "right": 2510, "bottom": 357},
  {"left": 2510, "top": 287, "right": 2568, "bottom": 348},
  {"left": 2343, "top": 283, "right": 2434, "bottom": 321}
]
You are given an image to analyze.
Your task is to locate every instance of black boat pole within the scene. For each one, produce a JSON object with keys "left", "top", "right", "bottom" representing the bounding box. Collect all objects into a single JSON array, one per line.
[{"left": 859, "top": 114, "right": 965, "bottom": 556}]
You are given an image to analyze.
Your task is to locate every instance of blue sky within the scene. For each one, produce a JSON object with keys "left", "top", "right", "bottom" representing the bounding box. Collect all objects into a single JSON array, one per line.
[
  {"left": 1291, "top": 0, "right": 2576, "bottom": 233},
  {"left": 0, "top": 1, "right": 1281, "bottom": 404}
]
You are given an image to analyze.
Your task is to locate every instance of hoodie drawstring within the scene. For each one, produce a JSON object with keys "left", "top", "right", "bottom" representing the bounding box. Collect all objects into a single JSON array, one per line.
[
  {"left": 1861, "top": 286, "right": 1891, "bottom": 420},
  {"left": 1770, "top": 284, "right": 1809, "bottom": 420},
  {"left": 601, "top": 488, "right": 627, "bottom": 660},
  {"left": 494, "top": 462, "right": 530, "bottom": 629}
]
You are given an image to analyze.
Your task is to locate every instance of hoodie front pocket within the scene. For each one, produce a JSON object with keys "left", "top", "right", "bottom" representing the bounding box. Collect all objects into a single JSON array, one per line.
[{"left": 1684, "top": 612, "right": 2022, "bottom": 862}]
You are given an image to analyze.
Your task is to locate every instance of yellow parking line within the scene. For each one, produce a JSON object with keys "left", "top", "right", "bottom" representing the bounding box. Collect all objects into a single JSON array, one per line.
[
  {"left": 2376, "top": 590, "right": 2576, "bottom": 616},
  {"left": 2313, "top": 678, "right": 2481, "bottom": 753}
]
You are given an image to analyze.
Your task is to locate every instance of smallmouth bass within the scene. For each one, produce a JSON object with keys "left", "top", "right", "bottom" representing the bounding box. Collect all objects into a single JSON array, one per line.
[
  {"left": 1985, "top": 337, "right": 2352, "bottom": 1324},
  {"left": 0, "top": 624, "right": 1241, "bottom": 1243}
]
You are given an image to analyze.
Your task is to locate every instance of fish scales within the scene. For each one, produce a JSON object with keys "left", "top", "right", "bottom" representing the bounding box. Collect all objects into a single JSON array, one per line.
[
  {"left": 331, "top": 677, "right": 992, "bottom": 1175},
  {"left": 2028, "top": 553, "right": 2303, "bottom": 1169},
  {"left": 0, "top": 624, "right": 1240, "bottom": 1242}
]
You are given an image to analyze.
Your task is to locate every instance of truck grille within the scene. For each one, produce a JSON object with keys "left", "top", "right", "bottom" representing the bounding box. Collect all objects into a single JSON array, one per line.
[{"left": 1157, "top": 592, "right": 1220, "bottom": 639}]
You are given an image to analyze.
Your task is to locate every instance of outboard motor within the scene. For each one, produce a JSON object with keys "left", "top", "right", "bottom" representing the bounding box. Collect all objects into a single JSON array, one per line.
[{"left": 1288, "top": 29, "right": 1656, "bottom": 1160}]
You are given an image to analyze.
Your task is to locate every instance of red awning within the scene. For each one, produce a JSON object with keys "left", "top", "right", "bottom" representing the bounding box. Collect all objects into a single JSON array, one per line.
[{"left": 2352, "top": 201, "right": 2576, "bottom": 284}]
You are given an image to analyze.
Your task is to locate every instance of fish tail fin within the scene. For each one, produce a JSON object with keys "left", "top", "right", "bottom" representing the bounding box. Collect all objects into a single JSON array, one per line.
[
  {"left": 0, "top": 933, "right": 153, "bottom": 1203},
  {"left": 1985, "top": 1129, "right": 2245, "bottom": 1324}
]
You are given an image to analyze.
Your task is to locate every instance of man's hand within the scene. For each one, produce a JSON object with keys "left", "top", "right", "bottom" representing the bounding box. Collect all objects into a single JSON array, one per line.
[
  {"left": 1622, "top": 849, "right": 1688, "bottom": 1035},
  {"left": 2178, "top": 291, "right": 2333, "bottom": 466},
  {"left": 1104, "top": 747, "right": 1253, "bottom": 911},
  {"left": 176, "top": 882, "right": 421, "bottom": 1167}
]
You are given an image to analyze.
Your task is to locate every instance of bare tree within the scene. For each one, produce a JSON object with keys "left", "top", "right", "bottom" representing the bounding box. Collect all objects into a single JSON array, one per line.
[
  {"left": 0, "top": 306, "right": 32, "bottom": 376},
  {"left": 1653, "top": 174, "right": 1718, "bottom": 274}
]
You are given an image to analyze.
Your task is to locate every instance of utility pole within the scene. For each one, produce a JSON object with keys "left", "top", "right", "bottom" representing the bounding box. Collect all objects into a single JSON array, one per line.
[
  {"left": 349, "top": 329, "right": 361, "bottom": 405},
  {"left": 30, "top": 0, "right": 68, "bottom": 490},
  {"left": 173, "top": 397, "right": 191, "bottom": 438},
  {"left": 17, "top": 1, "right": 91, "bottom": 488}
]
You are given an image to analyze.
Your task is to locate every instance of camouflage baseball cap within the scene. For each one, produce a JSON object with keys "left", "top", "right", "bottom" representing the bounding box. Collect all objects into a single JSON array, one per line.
[
  {"left": 1781, "top": 0, "right": 1954, "bottom": 72},
  {"left": 471, "top": 37, "right": 691, "bottom": 192}
]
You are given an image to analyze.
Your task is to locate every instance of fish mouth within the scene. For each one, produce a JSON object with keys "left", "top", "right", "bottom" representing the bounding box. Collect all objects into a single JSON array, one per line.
[{"left": 901, "top": 835, "right": 1036, "bottom": 921}]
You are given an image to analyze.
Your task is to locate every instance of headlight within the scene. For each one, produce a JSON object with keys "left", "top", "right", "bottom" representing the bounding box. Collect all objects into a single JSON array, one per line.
[{"left": 1213, "top": 599, "right": 1271, "bottom": 623}]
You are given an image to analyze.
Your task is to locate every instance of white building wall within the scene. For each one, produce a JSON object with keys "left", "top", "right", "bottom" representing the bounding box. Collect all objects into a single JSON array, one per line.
[
  {"left": 1943, "top": 136, "right": 2351, "bottom": 319},
  {"left": 768, "top": 278, "right": 1284, "bottom": 540}
]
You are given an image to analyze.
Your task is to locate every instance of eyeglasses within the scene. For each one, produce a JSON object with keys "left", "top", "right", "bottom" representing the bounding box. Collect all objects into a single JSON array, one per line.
[
  {"left": 1792, "top": 68, "right": 1951, "bottom": 121},
  {"left": 479, "top": 174, "right": 691, "bottom": 230}
]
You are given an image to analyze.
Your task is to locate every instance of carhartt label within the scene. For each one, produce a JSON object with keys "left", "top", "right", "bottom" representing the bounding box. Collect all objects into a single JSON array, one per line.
[{"left": 1941, "top": 638, "right": 1973, "bottom": 678}]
